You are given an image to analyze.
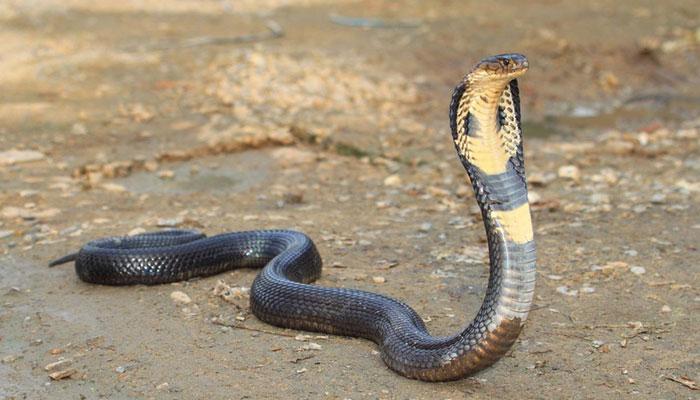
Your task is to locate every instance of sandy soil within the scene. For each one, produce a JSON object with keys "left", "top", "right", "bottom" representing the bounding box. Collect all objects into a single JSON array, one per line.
[{"left": 1, "top": 1, "right": 699, "bottom": 399}]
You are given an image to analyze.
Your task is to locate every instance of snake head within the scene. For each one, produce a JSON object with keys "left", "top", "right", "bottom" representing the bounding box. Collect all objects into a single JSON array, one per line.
[{"left": 468, "top": 53, "right": 529, "bottom": 85}]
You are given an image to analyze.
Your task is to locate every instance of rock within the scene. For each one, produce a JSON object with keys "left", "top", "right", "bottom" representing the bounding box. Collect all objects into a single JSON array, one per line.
[
  {"left": 157, "top": 216, "right": 184, "bottom": 227},
  {"left": 128, "top": 227, "right": 146, "bottom": 236},
  {"left": 299, "top": 342, "right": 322, "bottom": 351},
  {"left": 556, "top": 286, "right": 578, "bottom": 296},
  {"left": 629, "top": 266, "right": 646, "bottom": 275},
  {"left": 650, "top": 193, "right": 666, "bottom": 204},
  {"left": 101, "top": 183, "right": 127, "bottom": 193},
  {"left": 528, "top": 172, "right": 556, "bottom": 186},
  {"left": 71, "top": 123, "right": 88, "bottom": 135},
  {"left": 48, "top": 368, "right": 77, "bottom": 380},
  {"left": 156, "top": 382, "right": 170, "bottom": 391},
  {"left": 0, "top": 230, "right": 12, "bottom": 239},
  {"left": 660, "top": 305, "right": 671, "bottom": 313},
  {"left": 557, "top": 165, "right": 581, "bottom": 182},
  {"left": 589, "top": 193, "right": 610, "bottom": 204},
  {"left": 372, "top": 276, "right": 386, "bottom": 284},
  {"left": 270, "top": 147, "right": 316, "bottom": 166},
  {"left": 158, "top": 170, "right": 175, "bottom": 180},
  {"left": 170, "top": 291, "right": 192, "bottom": 305},
  {"left": 528, "top": 191, "right": 542, "bottom": 204},
  {"left": 383, "top": 174, "right": 402, "bottom": 187},
  {"left": 418, "top": 222, "right": 432, "bottom": 232},
  {"left": 0, "top": 149, "right": 45, "bottom": 165}
]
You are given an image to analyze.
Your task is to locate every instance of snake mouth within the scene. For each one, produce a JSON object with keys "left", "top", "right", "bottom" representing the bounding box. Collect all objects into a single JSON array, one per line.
[{"left": 471, "top": 53, "right": 529, "bottom": 80}]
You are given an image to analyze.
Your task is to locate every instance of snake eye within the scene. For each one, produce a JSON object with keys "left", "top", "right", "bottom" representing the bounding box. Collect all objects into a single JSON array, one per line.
[{"left": 501, "top": 59, "right": 511, "bottom": 67}]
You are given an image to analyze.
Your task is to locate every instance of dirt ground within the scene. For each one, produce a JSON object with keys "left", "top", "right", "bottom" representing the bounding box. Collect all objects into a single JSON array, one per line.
[{"left": 1, "top": 1, "right": 699, "bottom": 399}]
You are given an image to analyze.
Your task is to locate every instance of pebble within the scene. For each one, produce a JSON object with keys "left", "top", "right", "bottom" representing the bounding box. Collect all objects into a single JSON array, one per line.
[
  {"left": 660, "top": 305, "right": 671, "bottom": 313},
  {"left": 528, "top": 190, "right": 542, "bottom": 204},
  {"left": 156, "top": 382, "right": 170, "bottom": 391},
  {"left": 556, "top": 286, "right": 578, "bottom": 296},
  {"left": 589, "top": 193, "right": 610, "bottom": 204},
  {"left": 0, "top": 230, "right": 13, "bottom": 239},
  {"left": 158, "top": 170, "right": 175, "bottom": 179},
  {"left": 157, "top": 216, "right": 184, "bottom": 227},
  {"left": 48, "top": 369, "right": 77, "bottom": 380},
  {"left": 299, "top": 342, "right": 322, "bottom": 351},
  {"left": 557, "top": 165, "right": 581, "bottom": 182},
  {"left": 650, "top": 193, "right": 666, "bottom": 204},
  {"left": 101, "top": 183, "right": 127, "bottom": 193},
  {"left": 0, "top": 149, "right": 45, "bottom": 165},
  {"left": 383, "top": 174, "right": 402, "bottom": 187},
  {"left": 170, "top": 291, "right": 192, "bottom": 304},
  {"left": 418, "top": 222, "right": 432, "bottom": 232},
  {"left": 128, "top": 227, "right": 146, "bottom": 236},
  {"left": 372, "top": 276, "right": 386, "bottom": 284},
  {"left": 629, "top": 266, "right": 646, "bottom": 275},
  {"left": 71, "top": 123, "right": 88, "bottom": 135},
  {"left": 528, "top": 172, "right": 556, "bottom": 186}
]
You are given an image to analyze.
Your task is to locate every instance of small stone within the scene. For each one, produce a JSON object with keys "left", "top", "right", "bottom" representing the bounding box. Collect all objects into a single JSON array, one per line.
[
  {"left": 0, "top": 149, "right": 45, "bottom": 165},
  {"left": 580, "top": 286, "right": 596, "bottom": 294},
  {"left": 71, "top": 123, "right": 88, "bottom": 135},
  {"left": 591, "top": 340, "right": 605, "bottom": 348},
  {"left": 0, "top": 230, "right": 13, "bottom": 239},
  {"left": 589, "top": 193, "right": 610, "bottom": 204},
  {"left": 48, "top": 369, "right": 77, "bottom": 380},
  {"left": 557, "top": 165, "right": 581, "bottom": 182},
  {"left": 556, "top": 286, "right": 578, "bottom": 296},
  {"left": 101, "top": 183, "right": 127, "bottom": 193},
  {"left": 632, "top": 205, "right": 647, "bottom": 213},
  {"left": 115, "top": 366, "right": 127, "bottom": 373},
  {"left": 528, "top": 190, "right": 542, "bottom": 204},
  {"left": 128, "top": 227, "right": 146, "bottom": 236},
  {"left": 156, "top": 382, "right": 170, "bottom": 391},
  {"left": 629, "top": 266, "right": 646, "bottom": 275},
  {"left": 157, "top": 216, "right": 184, "bottom": 227},
  {"left": 383, "top": 174, "right": 402, "bottom": 187},
  {"left": 650, "top": 193, "right": 666, "bottom": 204},
  {"left": 418, "top": 222, "right": 432, "bottom": 232},
  {"left": 372, "top": 276, "right": 386, "bottom": 284},
  {"left": 660, "top": 305, "right": 671, "bottom": 313},
  {"left": 170, "top": 291, "right": 191, "bottom": 305},
  {"left": 528, "top": 172, "right": 556, "bottom": 186},
  {"left": 158, "top": 170, "right": 175, "bottom": 179},
  {"left": 300, "top": 342, "right": 322, "bottom": 351}
]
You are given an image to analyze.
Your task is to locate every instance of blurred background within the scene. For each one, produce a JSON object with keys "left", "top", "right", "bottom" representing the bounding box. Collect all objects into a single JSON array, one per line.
[{"left": 1, "top": 1, "right": 698, "bottom": 399}]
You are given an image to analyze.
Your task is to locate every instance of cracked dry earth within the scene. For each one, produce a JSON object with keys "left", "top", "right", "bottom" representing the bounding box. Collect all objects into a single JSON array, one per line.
[{"left": 1, "top": 0, "right": 699, "bottom": 399}]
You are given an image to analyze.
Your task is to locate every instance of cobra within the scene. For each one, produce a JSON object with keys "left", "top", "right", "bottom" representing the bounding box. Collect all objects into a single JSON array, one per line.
[{"left": 50, "top": 53, "right": 536, "bottom": 382}]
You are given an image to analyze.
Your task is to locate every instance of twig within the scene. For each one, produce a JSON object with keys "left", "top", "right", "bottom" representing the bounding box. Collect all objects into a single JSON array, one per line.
[
  {"left": 329, "top": 14, "right": 420, "bottom": 29},
  {"left": 665, "top": 375, "right": 698, "bottom": 390},
  {"left": 211, "top": 317, "right": 296, "bottom": 338},
  {"left": 143, "top": 20, "right": 283, "bottom": 51}
]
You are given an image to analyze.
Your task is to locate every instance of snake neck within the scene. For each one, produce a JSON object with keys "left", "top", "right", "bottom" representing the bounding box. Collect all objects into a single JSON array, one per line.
[{"left": 418, "top": 75, "right": 536, "bottom": 381}]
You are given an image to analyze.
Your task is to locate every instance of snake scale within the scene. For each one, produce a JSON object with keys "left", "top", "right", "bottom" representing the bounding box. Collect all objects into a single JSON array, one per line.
[{"left": 50, "top": 53, "right": 536, "bottom": 381}]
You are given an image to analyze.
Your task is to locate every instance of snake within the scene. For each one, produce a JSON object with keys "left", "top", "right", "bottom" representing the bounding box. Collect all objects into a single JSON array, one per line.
[{"left": 50, "top": 53, "right": 536, "bottom": 382}]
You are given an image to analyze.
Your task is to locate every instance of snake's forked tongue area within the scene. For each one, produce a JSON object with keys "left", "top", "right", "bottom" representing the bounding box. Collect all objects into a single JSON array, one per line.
[{"left": 48, "top": 252, "right": 78, "bottom": 267}]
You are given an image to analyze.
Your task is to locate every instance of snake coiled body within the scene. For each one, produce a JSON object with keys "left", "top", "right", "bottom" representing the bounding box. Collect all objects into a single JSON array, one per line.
[{"left": 51, "top": 54, "right": 536, "bottom": 381}]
